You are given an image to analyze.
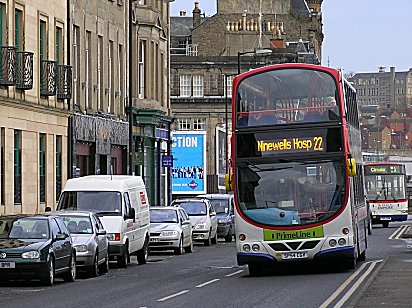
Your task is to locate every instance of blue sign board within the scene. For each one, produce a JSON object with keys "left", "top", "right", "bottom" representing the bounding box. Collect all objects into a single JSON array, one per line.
[
  {"left": 162, "top": 155, "right": 173, "bottom": 167},
  {"left": 172, "top": 131, "right": 206, "bottom": 194}
]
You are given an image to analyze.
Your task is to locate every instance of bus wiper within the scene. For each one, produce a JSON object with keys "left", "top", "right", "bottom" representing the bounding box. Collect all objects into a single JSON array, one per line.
[
  {"left": 264, "top": 201, "right": 277, "bottom": 207},
  {"left": 374, "top": 185, "right": 386, "bottom": 201}
]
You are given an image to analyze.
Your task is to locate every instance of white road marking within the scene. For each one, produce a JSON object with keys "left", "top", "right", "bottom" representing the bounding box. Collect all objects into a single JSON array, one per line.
[
  {"left": 333, "top": 260, "right": 382, "bottom": 308},
  {"left": 319, "top": 261, "right": 371, "bottom": 308},
  {"left": 157, "top": 290, "right": 189, "bottom": 302},
  {"left": 389, "top": 225, "right": 408, "bottom": 240},
  {"left": 225, "top": 270, "right": 244, "bottom": 277},
  {"left": 195, "top": 278, "right": 220, "bottom": 288}
]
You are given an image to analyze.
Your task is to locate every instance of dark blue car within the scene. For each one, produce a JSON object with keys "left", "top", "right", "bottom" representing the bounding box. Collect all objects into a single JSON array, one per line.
[{"left": 196, "top": 194, "right": 235, "bottom": 242}]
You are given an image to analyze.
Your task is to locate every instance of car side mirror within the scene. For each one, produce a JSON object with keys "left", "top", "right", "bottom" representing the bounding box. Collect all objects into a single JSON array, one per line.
[
  {"left": 97, "top": 230, "right": 107, "bottom": 236},
  {"left": 55, "top": 233, "right": 66, "bottom": 240},
  {"left": 182, "top": 220, "right": 191, "bottom": 226}
]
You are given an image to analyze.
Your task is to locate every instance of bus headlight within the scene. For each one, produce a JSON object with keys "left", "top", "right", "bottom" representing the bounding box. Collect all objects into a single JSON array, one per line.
[
  {"left": 243, "top": 244, "right": 251, "bottom": 252},
  {"left": 342, "top": 228, "right": 349, "bottom": 235},
  {"left": 252, "top": 244, "right": 260, "bottom": 252},
  {"left": 329, "top": 239, "right": 337, "bottom": 247},
  {"left": 338, "top": 238, "right": 346, "bottom": 246}
]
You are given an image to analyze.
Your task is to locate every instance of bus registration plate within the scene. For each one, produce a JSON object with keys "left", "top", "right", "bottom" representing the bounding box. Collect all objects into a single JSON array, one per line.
[{"left": 281, "top": 252, "right": 308, "bottom": 260}]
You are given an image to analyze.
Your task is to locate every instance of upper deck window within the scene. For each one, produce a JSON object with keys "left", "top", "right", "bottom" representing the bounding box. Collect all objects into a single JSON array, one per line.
[{"left": 236, "top": 68, "right": 340, "bottom": 127}]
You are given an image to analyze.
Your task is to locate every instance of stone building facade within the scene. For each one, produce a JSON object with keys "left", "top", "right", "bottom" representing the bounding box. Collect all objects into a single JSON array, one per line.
[
  {"left": 0, "top": 0, "right": 72, "bottom": 214},
  {"left": 0, "top": 0, "right": 175, "bottom": 214},
  {"left": 170, "top": 0, "right": 324, "bottom": 195},
  {"left": 352, "top": 67, "right": 412, "bottom": 109},
  {"left": 69, "top": 0, "right": 174, "bottom": 207},
  {"left": 69, "top": 0, "right": 129, "bottom": 181}
]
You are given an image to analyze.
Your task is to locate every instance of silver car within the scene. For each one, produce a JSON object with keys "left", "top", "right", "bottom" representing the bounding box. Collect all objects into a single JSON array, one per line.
[
  {"left": 149, "top": 207, "right": 193, "bottom": 255},
  {"left": 54, "top": 211, "right": 109, "bottom": 277}
]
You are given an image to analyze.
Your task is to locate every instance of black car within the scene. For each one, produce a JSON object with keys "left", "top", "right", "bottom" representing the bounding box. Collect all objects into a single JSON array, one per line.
[{"left": 0, "top": 214, "right": 76, "bottom": 286}]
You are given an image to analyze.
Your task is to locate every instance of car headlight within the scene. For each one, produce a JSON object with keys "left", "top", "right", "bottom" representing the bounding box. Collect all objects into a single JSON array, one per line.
[
  {"left": 106, "top": 233, "right": 120, "bottom": 241},
  {"left": 194, "top": 223, "right": 206, "bottom": 230},
  {"left": 75, "top": 244, "right": 88, "bottom": 252},
  {"left": 22, "top": 251, "right": 40, "bottom": 259},
  {"left": 160, "top": 230, "right": 179, "bottom": 237},
  {"left": 218, "top": 218, "right": 228, "bottom": 224}
]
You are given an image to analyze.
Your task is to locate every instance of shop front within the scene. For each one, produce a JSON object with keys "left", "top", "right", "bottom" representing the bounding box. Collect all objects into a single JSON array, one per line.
[{"left": 131, "top": 109, "right": 174, "bottom": 207}]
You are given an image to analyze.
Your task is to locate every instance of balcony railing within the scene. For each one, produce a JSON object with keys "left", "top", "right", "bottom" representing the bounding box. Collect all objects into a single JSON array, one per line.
[
  {"left": 16, "top": 51, "right": 34, "bottom": 90},
  {"left": 40, "top": 60, "right": 57, "bottom": 96},
  {"left": 57, "top": 64, "right": 72, "bottom": 99},
  {"left": 0, "top": 46, "right": 17, "bottom": 86}
]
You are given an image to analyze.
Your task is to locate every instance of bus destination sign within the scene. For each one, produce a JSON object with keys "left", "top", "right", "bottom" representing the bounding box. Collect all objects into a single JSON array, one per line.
[
  {"left": 364, "top": 165, "right": 404, "bottom": 175},
  {"left": 257, "top": 136, "right": 325, "bottom": 154}
]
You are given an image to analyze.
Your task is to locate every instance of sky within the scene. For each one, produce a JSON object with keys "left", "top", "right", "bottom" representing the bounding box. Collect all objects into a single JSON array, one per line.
[{"left": 170, "top": 0, "right": 412, "bottom": 74}]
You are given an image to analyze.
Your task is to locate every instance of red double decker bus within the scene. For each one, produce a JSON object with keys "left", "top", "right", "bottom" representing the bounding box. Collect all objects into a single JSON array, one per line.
[{"left": 230, "top": 63, "right": 367, "bottom": 274}]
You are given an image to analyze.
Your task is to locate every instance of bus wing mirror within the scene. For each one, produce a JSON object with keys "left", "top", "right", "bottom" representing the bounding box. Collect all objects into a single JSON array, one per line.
[
  {"left": 347, "top": 158, "right": 357, "bottom": 177},
  {"left": 225, "top": 174, "right": 233, "bottom": 192}
]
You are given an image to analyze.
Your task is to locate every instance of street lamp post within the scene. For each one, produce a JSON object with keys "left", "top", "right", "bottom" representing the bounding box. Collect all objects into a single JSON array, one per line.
[{"left": 224, "top": 73, "right": 237, "bottom": 174}]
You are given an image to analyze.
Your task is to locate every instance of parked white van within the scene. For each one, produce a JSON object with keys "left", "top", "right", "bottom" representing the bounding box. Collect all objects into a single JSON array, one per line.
[{"left": 55, "top": 175, "right": 150, "bottom": 268}]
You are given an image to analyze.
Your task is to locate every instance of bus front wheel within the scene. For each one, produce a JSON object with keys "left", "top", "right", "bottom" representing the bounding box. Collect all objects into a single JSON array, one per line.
[{"left": 248, "top": 264, "right": 263, "bottom": 276}]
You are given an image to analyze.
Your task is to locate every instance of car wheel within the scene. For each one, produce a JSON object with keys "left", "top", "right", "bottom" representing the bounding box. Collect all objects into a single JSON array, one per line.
[
  {"left": 99, "top": 251, "right": 109, "bottom": 274},
  {"left": 42, "top": 256, "right": 54, "bottom": 286},
  {"left": 117, "top": 243, "right": 129, "bottom": 268},
  {"left": 174, "top": 237, "right": 184, "bottom": 255},
  {"left": 184, "top": 235, "right": 194, "bottom": 253},
  {"left": 137, "top": 236, "right": 149, "bottom": 265},
  {"left": 204, "top": 231, "right": 212, "bottom": 246},
  {"left": 211, "top": 230, "right": 218, "bottom": 245},
  {"left": 89, "top": 252, "right": 99, "bottom": 277},
  {"left": 63, "top": 254, "right": 76, "bottom": 282},
  {"left": 225, "top": 228, "right": 233, "bottom": 242}
]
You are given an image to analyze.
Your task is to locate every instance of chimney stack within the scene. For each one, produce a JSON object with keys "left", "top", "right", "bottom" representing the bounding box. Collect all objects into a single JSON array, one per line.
[
  {"left": 193, "top": 2, "right": 201, "bottom": 28},
  {"left": 180, "top": 11, "right": 186, "bottom": 17}
]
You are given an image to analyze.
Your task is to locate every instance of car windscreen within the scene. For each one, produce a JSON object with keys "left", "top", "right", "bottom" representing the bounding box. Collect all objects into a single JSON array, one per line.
[
  {"left": 208, "top": 199, "right": 229, "bottom": 214},
  {"left": 176, "top": 202, "right": 207, "bottom": 216},
  {"left": 0, "top": 218, "right": 50, "bottom": 239},
  {"left": 150, "top": 209, "right": 178, "bottom": 223},
  {"left": 58, "top": 191, "right": 122, "bottom": 215},
  {"left": 61, "top": 215, "right": 93, "bottom": 234}
]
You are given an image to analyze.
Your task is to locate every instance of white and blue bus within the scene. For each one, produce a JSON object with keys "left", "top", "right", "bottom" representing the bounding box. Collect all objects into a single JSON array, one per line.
[
  {"left": 364, "top": 162, "right": 408, "bottom": 228},
  {"left": 230, "top": 63, "right": 368, "bottom": 275}
]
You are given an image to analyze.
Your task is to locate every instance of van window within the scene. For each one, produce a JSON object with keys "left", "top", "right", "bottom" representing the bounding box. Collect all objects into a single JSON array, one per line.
[
  {"left": 123, "top": 192, "right": 132, "bottom": 216},
  {"left": 58, "top": 191, "right": 122, "bottom": 215}
]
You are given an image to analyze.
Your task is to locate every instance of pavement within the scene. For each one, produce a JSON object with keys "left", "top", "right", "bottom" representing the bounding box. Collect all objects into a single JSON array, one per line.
[{"left": 350, "top": 226, "right": 412, "bottom": 307}]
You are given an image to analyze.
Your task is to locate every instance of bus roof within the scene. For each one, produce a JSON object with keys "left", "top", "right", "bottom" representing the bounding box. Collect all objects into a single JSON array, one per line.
[
  {"left": 363, "top": 162, "right": 405, "bottom": 167},
  {"left": 234, "top": 63, "right": 341, "bottom": 84}
]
